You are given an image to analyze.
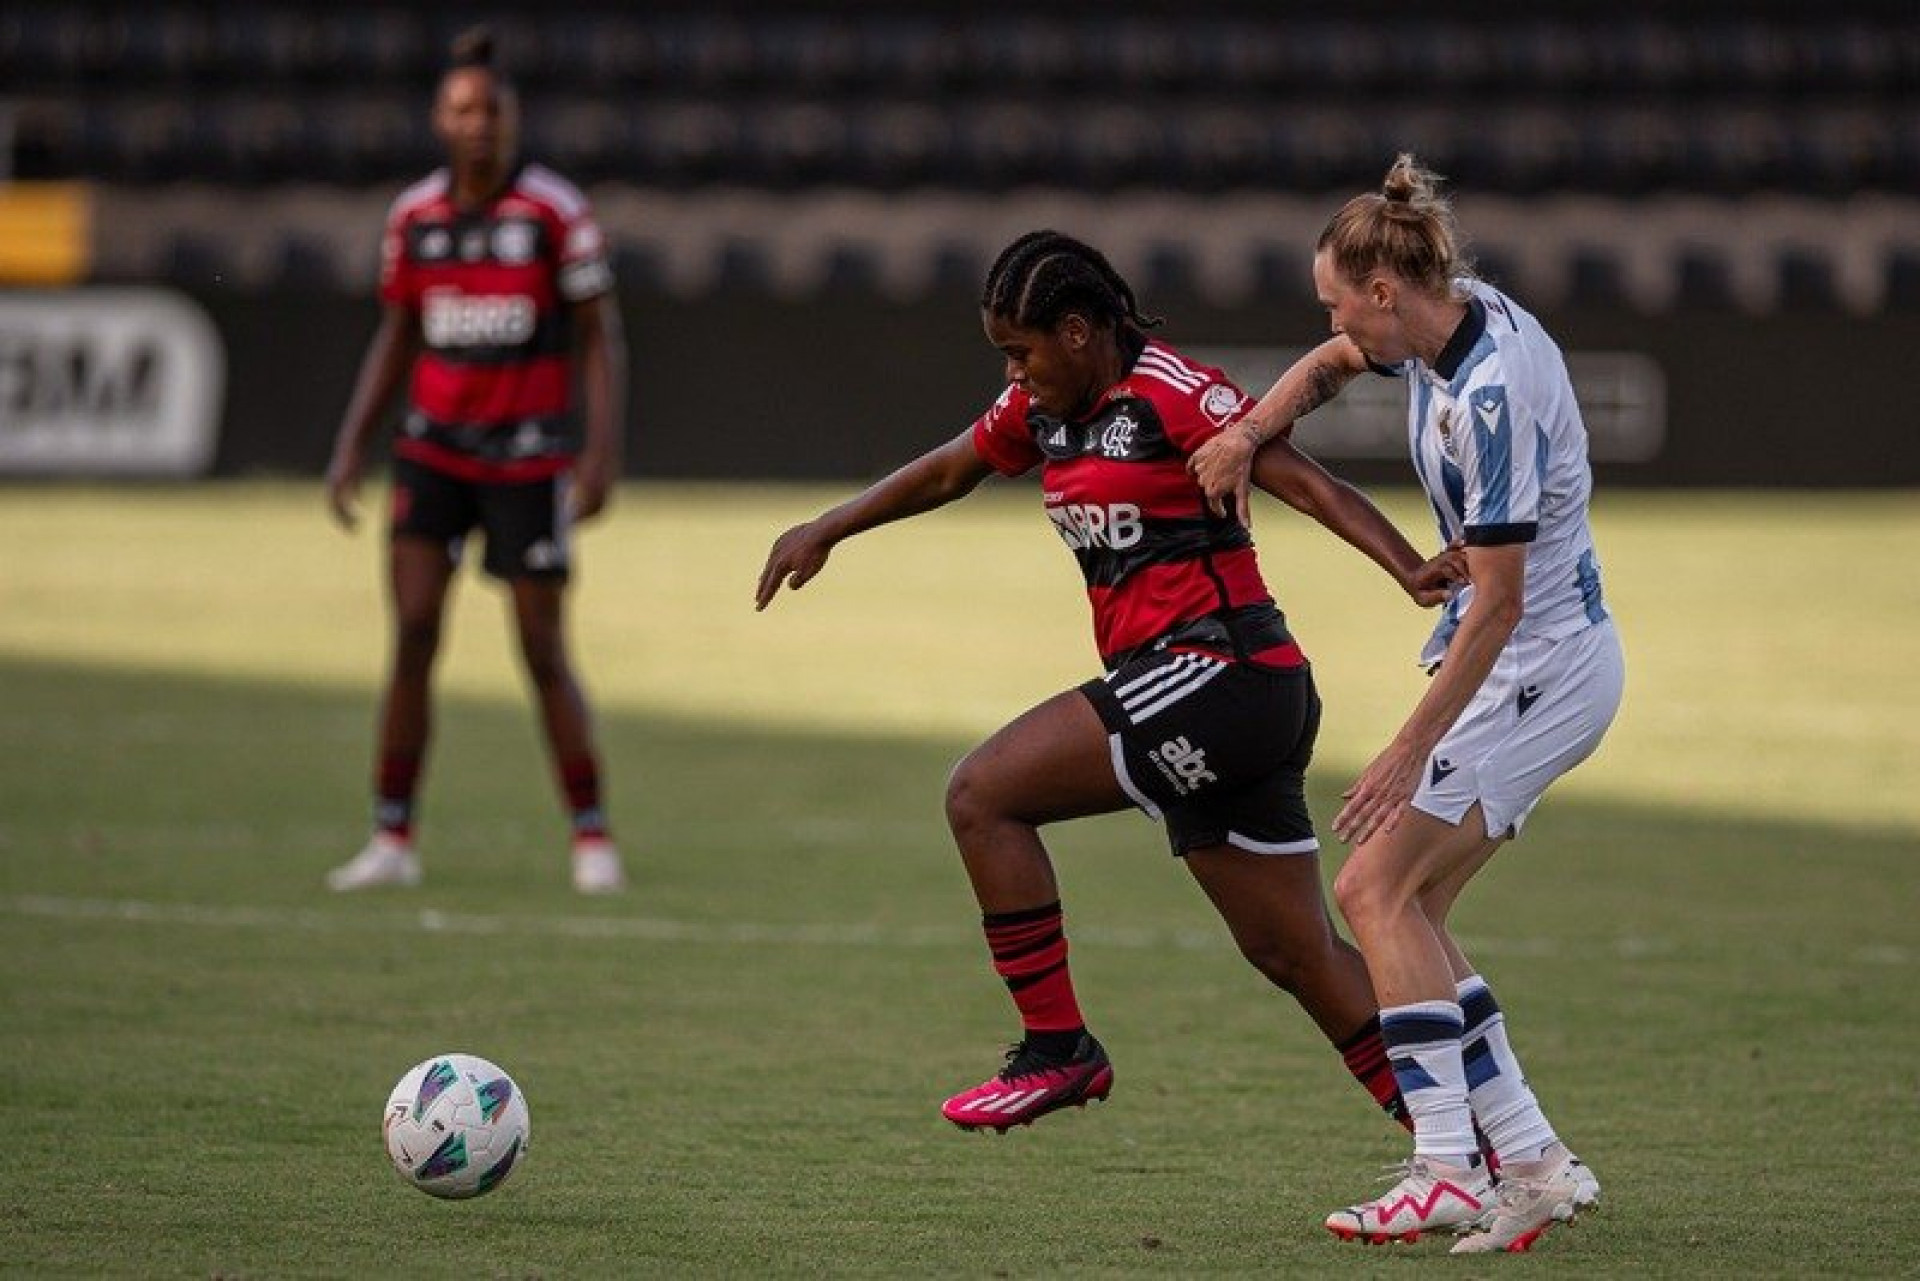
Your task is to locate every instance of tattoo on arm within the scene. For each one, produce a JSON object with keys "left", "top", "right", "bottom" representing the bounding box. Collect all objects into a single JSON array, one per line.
[
  {"left": 1285, "top": 360, "right": 1347, "bottom": 422},
  {"left": 1243, "top": 358, "right": 1351, "bottom": 447}
]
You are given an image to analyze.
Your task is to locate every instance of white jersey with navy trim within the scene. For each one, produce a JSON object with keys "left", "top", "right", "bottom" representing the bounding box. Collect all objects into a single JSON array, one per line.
[{"left": 1373, "top": 279, "right": 1610, "bottom": 666}]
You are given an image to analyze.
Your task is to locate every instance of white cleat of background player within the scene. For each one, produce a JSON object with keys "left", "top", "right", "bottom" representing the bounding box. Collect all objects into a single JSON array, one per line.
[{"left": 325, "top": 833, "right": 421, "bottom": 891}]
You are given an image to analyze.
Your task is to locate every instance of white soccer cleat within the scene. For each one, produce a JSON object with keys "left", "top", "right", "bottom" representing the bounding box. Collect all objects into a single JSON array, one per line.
[
  {"left": 571, "top": 836, "right": 627, "bottom": 894},
  {"left": 1325, "top": 1156, "right": 1494, "bottom": 1243},
  {"left": 326, "top": 833, "right": 421, "bottom": 892},
  {"left": 1451, "top": 1149, "right": 1588, "bottom": 1254},
  {"left": 1568, "top": 1153, "right": 1601, "bottom": 1212}
]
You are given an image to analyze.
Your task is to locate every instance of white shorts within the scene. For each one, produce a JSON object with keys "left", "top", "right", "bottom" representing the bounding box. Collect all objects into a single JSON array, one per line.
[{"left": 1413, "top": 619, "right": 1624, "bottom": 840}]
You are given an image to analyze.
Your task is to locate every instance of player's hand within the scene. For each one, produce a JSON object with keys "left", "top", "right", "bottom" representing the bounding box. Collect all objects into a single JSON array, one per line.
[
  {"left": 568, "top": 451, "right": 615, "bottom": 523},
  {"left": 325, "top": 446, "right": 364, "bottom": 531},
  {"left": 1187, "top": 428, "right": 1258, "bottom": 525},
  {"left": 1333, "top": 738, "right": 1428, "bottom": 845},
  {"left": 1405, "top": 540, "right": 1470, "bottom": 607},
  {"left": 755, "top": 520, "right": 835, "bottom": 611}
]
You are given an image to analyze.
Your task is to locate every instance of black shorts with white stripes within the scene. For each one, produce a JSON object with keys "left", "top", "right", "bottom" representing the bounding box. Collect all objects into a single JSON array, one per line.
[
  {"left": 390, "top": 455, "right": 571, "bottom": 581},
  {"left": 1080, "top": 649, "right": 1321, "bottom": 858}
]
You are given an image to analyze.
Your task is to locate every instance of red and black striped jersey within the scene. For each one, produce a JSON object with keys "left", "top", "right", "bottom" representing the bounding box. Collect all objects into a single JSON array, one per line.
[
  {"left": 971, "top": 339, "right": 1306, "bottom": 671},
  {"left": 379, "top": 163, "right": 613, "bottom": 482}
]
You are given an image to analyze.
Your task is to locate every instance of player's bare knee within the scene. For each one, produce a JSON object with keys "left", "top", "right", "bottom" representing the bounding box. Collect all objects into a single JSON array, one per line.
[
  {"left": 943, "top": 758, "right": 981, "bottom": 836},
  {"left": 1333, "top": 858, "right": 1390, "bottom": 933},
  {"left": 518, "top": 644, "right": 570, "bottom": 691},
  {"left": 393, "top": 615, "right": 442, "bottom": 668},
  {"left": 943, "top": 754, "right": 1007, "bottom": 840}
]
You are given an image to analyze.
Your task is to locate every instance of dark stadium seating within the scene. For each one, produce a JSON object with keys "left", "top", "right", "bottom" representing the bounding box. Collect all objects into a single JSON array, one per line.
[
  {"left": 160, "top": 230, "right": 230, "bottom": 287},
  {"left": 269, "top": 233, "right": 342, "bottom": 289},
  {"left": 1567, "top": 250, "right": 1632, "bottom": 312},
  {"left": 1777, "top": 249, "right": 1845, "bottom": 312},
  {"left": 1887, "top": 250, "right": 1920, "bottom": 311},
  {"left": 1674, "top": 250, "right": 1740, "bottom": 312},
  {"left": 8, "top": 3, "right": 1916, "bottom": 198},
  {"left": 7, "top": 1, "right": 1916, "bottom": 311},
  {"left": 927, "top": 240, "right": 985, "bottom": 294},
  {"left": 608, "top": 239, "right": 668, "bottom": 294}
]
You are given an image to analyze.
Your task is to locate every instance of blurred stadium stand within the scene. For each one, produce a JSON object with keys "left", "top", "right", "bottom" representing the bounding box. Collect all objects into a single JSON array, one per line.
[{"left": 3, "top": 0, "right": 1918, "bottom": 312}]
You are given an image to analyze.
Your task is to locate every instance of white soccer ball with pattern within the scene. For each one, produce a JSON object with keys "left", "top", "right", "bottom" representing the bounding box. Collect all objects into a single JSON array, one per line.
[{"left": 383, "top": 1052, "right": 530, "bottom": 1199}]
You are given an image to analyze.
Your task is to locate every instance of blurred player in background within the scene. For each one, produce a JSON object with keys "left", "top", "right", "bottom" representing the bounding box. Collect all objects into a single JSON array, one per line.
[
  {"left": 323, "top": 27, "right": 628, "bottom": 895},
  {"left": 1191, "top": 156, "right": 1620, "bottom": 1251},
  {"left": 759, "top": 231, "right": 1464, "bottom": 1141}
]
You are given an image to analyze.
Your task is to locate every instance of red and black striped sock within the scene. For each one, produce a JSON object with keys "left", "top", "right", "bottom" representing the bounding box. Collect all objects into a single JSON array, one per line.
[
  {"left": 558, "top": 754, "right": 607, "bottom": 839},
  {"left": 374, "top": 751, "right": 421, "bottom": 840},
  {"left": 1337, "top": 1015, "right": 1413, "bottom": 1130},
  {"left": 982, "top": 901, "right": 1086, "bottom": 1053}
]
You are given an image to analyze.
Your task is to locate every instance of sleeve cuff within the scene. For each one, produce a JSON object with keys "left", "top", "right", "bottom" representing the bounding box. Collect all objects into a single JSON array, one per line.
[
  {"left": 970, "top": 422, "right": 1034, "bottom": 477},
  {"left": 1464, "top": 522, "right": 1538, "bottom": 546}
]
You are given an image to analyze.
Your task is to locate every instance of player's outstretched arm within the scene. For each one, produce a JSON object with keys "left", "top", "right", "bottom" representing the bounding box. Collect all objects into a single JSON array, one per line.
[
  {"left": 755, "top": 431, "right": 993, "bottom": 610},
  {"left": 326, "top": 305, "right": 421, "bottom": 530},
  {"left": 1252, "top": 436, "right": 1465, "bottom": 607},
  {"left": 1189, "top": 336, "right": 1368, "bottom": 524}
]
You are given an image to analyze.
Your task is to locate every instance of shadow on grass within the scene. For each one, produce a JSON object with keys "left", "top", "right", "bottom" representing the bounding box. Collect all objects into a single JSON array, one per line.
[
  {"left": 3, "top": 653, "right": 1914, "bottom": 940},
  {"left": 3, "top": 655, "right": 1917, "bottom": 1275}
]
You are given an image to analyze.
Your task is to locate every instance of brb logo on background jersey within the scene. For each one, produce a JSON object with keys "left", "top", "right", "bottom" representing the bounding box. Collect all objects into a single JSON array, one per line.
[
  {"left": 1150, "top": 736, "right": 1218, "bottom": 795},
  {"left": 422, "top": 290, "right": 537, "bottom": 348},
  {"left": 1047, "top": 500, "right": 1143, "bottom": 551}
]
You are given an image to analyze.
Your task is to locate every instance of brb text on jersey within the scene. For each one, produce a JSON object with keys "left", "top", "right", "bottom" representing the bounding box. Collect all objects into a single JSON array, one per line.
[
  {"left": 380, "top": 163, "right": 614, "bottom": 483},
  {"left": 972, "top": 341, "right": 1303, "bottom": 671}
]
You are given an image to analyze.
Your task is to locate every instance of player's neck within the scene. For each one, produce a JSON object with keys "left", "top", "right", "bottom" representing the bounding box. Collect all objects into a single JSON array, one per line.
[
  {"left": 450, "top": 159, "right": 513, "bottom": 210},
  {"left": 1070, "top": 345, "right": 1128, "bottom": 420},
  {"left": 1406, "top": 298, "right": 1470, "bottom": 368}
]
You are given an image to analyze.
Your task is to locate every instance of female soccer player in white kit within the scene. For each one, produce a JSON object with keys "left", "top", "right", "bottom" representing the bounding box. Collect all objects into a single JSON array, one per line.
[{"left": 1191, "top": 155, "right": 1622, "bottom": 1253}]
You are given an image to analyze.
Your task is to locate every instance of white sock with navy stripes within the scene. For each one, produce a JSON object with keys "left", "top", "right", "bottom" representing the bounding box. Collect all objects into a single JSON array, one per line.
[
  {"left": 1380, "top": 999, "right": 1479, "bottom": 1165},
  {"left": 1457, "top": 974, "right": 1560, "bottom": 1164}
]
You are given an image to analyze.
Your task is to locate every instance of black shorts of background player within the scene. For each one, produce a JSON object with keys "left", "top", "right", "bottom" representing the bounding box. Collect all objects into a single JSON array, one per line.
[
  {"left": 757, "top": 230, "right": 1464, "bottom": 1135},
  {"left": 321, "top": 26, "right": 628, "bottom": 895}
]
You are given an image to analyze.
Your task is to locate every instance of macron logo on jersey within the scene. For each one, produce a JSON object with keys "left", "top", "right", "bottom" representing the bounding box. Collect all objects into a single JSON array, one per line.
[
  {"left": 1471, "top": 386, "right": 1511, "bottom": 439},
  {"left": 1475, "top": 394, "right": 1503, "bottom": 435}
]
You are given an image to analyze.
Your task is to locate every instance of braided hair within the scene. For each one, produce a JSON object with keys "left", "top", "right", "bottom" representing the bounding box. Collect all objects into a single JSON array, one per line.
[{"left": 980, "top": 232, "right": 1162, "bottom": 348}]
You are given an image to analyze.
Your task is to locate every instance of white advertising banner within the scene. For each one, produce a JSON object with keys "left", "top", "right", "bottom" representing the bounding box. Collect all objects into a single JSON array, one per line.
[{"left": 0, "top": 288, "right": 225, "bottom": 476}]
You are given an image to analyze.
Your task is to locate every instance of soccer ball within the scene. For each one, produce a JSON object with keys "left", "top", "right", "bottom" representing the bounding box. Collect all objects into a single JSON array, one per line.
[{"left": 382, "top": 1052, "right": 530, "bottom": 1199}]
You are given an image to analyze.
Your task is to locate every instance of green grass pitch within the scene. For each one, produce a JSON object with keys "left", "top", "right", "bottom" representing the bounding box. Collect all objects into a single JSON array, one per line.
[{"left": 2, "top": 481, "right": 1916, "bottom": 1276}]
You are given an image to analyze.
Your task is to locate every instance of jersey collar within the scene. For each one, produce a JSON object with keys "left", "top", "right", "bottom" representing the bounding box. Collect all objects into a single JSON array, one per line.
[
  {"left": 1431, "top": 296, "right": 1487, "bottom": 382},
  {"left": 450, "top": 160, "right": 526, "bottom": 214}
]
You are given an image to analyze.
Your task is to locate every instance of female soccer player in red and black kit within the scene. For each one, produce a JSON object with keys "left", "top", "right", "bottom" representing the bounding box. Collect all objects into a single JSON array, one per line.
[
  {"left": 324, "top": 28, "right": 628, "bottom": 895},
  {"left": 757, "top": 231, "right": 1463, "bottom": 1133}
]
